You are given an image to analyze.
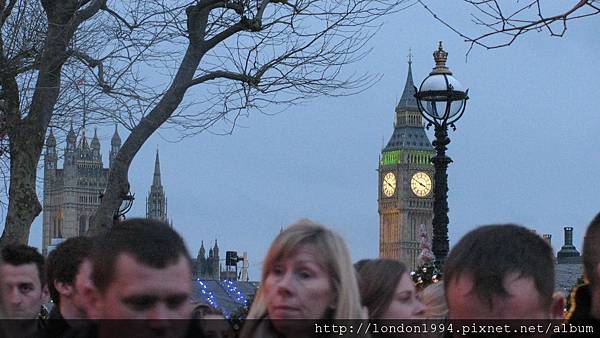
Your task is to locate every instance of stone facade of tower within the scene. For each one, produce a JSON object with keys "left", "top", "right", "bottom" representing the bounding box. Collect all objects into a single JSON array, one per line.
[
  {"left": 146, "top": 150, "right": 168, "bottom": 222},
  {"left": 194, "top": 240, "right": 221, "bottom": 280},
  {"left": 42, "top": 126, "right": 121, "bottom": 256},
  {"left": 378, "top": 59, "right": 435, "bottom": 270}
]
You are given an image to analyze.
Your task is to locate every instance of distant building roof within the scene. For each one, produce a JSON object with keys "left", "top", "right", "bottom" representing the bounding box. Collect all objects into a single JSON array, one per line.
[
  {"left": 554, "top": 263, "right": 582, "bottom": 293},
  {"left": 384, "top": 126, "right": 432, "bottom": 151},
  {"left": 191, "top": 279, "right": 259, "bottom": 318}
]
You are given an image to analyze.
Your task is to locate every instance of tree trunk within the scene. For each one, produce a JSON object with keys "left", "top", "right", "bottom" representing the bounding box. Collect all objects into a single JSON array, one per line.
[
  {"left": 0, "top": 122, "right": 43, "bottom": 245},
  {"left": 0, "top": 9, "right": 76, "bottom": 246},
  {"left": 89, "top": 42, "right": 205, "bottom": 233}
]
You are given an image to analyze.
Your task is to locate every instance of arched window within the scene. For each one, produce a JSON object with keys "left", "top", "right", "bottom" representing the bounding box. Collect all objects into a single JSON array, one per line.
[
  {"left": 79, "top": 215, "right": 87, "bottom": 235},
  {"left": 54, "top": 216, "right": 63, "bottom": 238}
]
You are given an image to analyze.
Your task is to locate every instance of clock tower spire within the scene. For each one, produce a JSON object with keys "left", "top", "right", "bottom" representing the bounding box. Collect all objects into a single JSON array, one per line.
[{"left": 378, "top": 57, "right": 435, "bottom": 269}]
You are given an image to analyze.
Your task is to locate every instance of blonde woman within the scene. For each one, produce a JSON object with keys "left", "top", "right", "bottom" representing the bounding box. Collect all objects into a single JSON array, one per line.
[
  {"left": 241, "top": 219, "right": 367, "bottom": 338},
  {"left": 420, "top": 281, "right": 448, "bottom": 319}
]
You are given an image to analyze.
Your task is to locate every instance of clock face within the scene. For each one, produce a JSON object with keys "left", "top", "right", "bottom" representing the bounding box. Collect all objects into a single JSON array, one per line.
[
  {"left": 411, "top": 172, "right": 432, "bottom": 197},
  {"left": 382, "top": 172, "right": 396, "bottom": 197}
]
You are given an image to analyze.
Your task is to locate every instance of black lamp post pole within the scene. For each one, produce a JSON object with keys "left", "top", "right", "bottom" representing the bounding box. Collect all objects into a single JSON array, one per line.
[
  {"left": 431, "top": 125, "right": 452, "bottom": 267},
  {"left": 414, "top": 42, "right": 469, "bottom": 270}
]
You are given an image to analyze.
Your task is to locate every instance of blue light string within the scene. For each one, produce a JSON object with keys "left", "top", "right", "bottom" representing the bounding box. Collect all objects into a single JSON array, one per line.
[
  {"left": 195, "top": 278, "right": 223, "bottom": 314},
  {"left": 220, "top": 279, "right": 249, "bottom": 308}
]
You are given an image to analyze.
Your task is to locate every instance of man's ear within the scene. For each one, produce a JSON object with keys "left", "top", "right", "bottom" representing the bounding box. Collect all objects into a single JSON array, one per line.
[
  {"left": 550, "top": 291, "right": 566, "bottom": 320},
  {"left": 54, "top": 280, "right": 74, "bottom": 297}
]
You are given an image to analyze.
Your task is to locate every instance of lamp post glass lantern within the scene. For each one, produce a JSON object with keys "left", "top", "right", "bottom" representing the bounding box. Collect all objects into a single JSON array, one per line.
[
  {"left": 99, "top": 190, "right": 135, "bottom": 224},
  {"left": 414, "top": 41, "right": 469, "bottom": 268},
  {"left": 116, "top": 192, "right": 135, "bottom": 222}
]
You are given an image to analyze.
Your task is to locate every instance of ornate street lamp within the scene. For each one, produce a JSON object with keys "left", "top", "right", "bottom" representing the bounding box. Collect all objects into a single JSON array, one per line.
[
  {"left": 99, "top": 189, "right": 135, "bottom": 224},
  {"left": 414, "top": 41, "right": 469, "bottom": 267},
  {"left": 115, "top": 191, "right": 135, "bottom": 222}
]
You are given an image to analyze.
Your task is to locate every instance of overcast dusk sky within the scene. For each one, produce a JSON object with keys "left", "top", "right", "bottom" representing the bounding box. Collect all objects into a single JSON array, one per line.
[{"left": 26, "top": 2, "right": 600, "bottom": 279}]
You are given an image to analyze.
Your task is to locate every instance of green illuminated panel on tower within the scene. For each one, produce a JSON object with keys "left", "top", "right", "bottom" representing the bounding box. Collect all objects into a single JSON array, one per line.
[
  {"left": 382, "top": 150, "right": 401, "bottom": 165},
  {"left": 381, "top": 150, "right": 435, "bottom": 166}
]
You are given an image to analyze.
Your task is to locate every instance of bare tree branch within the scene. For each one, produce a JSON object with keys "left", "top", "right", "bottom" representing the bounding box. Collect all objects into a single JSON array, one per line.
[
  {"left": 67, "top": 49, "right": 111, "bottom": 91},
  {"left": 0, "top": 0, "right": 412, "bottom": 242},
  {"left": 0, "top": 0, "right": 18, "bottom": 28},
  {"left": 188, "top": 69, "right": 258, "bottom": 87},
  {"left": 419, "top": 0, "right": 599, "bottom": 55},
  {"left": 74, "top": 0, "right": 106, "bottom": 24},
  {"left": 90, "top": 0, "right": 409, "bottom": 231}
]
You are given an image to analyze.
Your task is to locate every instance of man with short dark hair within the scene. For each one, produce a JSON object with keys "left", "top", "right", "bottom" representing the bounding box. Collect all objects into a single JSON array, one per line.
[
  {"left": 43, "top": 236, "right": 93, "bottom": 336},
  {"left": 85, "top": 218, "right": 194, "bottom": 338},
  {"left": 0, "top": 244, "right": 49, "bottom": 337},
  {"left": 444, "top": 224, "right": 564, "bottom": 321},
  {"left": 0, "top": 244, "right": 49, "bottom": 319},
  {"left": 566, "top": 212, "right": 600, "bottom": 323}
]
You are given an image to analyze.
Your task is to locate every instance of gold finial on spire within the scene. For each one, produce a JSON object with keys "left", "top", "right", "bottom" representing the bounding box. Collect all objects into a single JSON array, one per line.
[{"left": 431, "top": 41, "right": 452, "bottom": 75}]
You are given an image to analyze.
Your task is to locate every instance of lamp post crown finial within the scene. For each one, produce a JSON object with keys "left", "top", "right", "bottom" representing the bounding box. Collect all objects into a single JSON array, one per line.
[{"left": 431, "top": 41, "right": 452, "bottom": 75}]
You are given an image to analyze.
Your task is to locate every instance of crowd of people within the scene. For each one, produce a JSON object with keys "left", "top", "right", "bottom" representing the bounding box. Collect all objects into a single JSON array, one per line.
[{"left": 0, "top": 213, "right": 598, "bottom": 338}]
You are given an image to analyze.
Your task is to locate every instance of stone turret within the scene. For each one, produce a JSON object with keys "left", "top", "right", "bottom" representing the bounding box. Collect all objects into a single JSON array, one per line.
[
  {"left": 45, "top": 129, "right": 57, "bottom": 171},
  {"left": 213, "top": 239, "right": 219, "bottom": 258},
  {"left": 90, "top": 128, "right": 101, "bottom": 161},
  {"left": 65, "top": 123, "right": 77, "bottom": 167},
  {"left": 109, "top": 125, "right": 121, "bottom": 168},
  {"left": 146, "top": 149, "right": 168, "bottom": 222},
  {"left": 557, "top": 227, "right": 581, "bottom": 264},
  {"left": 212, "top": 239, "right": 220, "bottom": 280},
  {"left": 542, "top": 234, "right": 552, "bottom": 246},
  {"left": 77, "top": 130, "right": 92, "bottom": 160}
]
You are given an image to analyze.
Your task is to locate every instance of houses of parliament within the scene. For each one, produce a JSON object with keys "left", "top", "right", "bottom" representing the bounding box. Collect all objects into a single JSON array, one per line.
[
  {"left": 42, "top": 125, "right": 169, "bottom": 256},
  {"left": 42, "top": 125, "right": 233, "bottom": 281}
]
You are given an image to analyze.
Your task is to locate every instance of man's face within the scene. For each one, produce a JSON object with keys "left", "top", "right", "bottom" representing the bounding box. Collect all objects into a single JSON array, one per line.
[
  {"left": 0, "top": 263, "right": 49, "bottom": 319},
  {"left": 90, "top": 253, "right": 192, "bottom": 337},
  {"left": 93, "top": 253, "right": 192, "bottom": 319},
  {"left": 447, "top": 272, "right": 551, "bottom": 319}
]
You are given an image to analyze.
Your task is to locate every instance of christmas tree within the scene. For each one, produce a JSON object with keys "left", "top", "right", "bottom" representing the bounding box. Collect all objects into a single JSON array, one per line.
[{"left": 411, "top": 224, "right": 441, "bottom": 290}]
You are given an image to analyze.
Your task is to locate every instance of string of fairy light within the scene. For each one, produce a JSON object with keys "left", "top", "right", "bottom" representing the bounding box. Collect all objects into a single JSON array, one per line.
[
  {"left": 196, "top": 278, "right": 251, "bottom": 319},
  {"left": 195, "top": 279, "right": 225, "bottom": 316},
  {"left": 220, "top": 279, "right": 249, "bottom": 308}
]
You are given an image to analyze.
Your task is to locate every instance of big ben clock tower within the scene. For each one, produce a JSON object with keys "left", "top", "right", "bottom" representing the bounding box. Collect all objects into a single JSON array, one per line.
[{"left": 378, "top": 57, "right": 435, "bottom": 270}]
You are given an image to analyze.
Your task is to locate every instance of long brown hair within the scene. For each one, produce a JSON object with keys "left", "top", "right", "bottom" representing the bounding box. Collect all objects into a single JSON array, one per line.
[{"left": 355, "top": 259, "right": 408, "bottom": 318}]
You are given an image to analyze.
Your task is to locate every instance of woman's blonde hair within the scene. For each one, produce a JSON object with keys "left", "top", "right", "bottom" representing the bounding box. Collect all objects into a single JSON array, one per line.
[
  {"left": 241, "top": 219, "right": 366, "bottom": 338},
  {"left": 420, "top": 281, "right": 448, "bottom": 319}
]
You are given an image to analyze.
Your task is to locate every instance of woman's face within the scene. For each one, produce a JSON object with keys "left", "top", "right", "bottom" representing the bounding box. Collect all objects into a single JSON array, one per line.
[
  {"left": 263, "top": 243, "right": 336, "bottom": 321},
  {"left": 381, "top": 272, "right": 425, "bottom": 319}
]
